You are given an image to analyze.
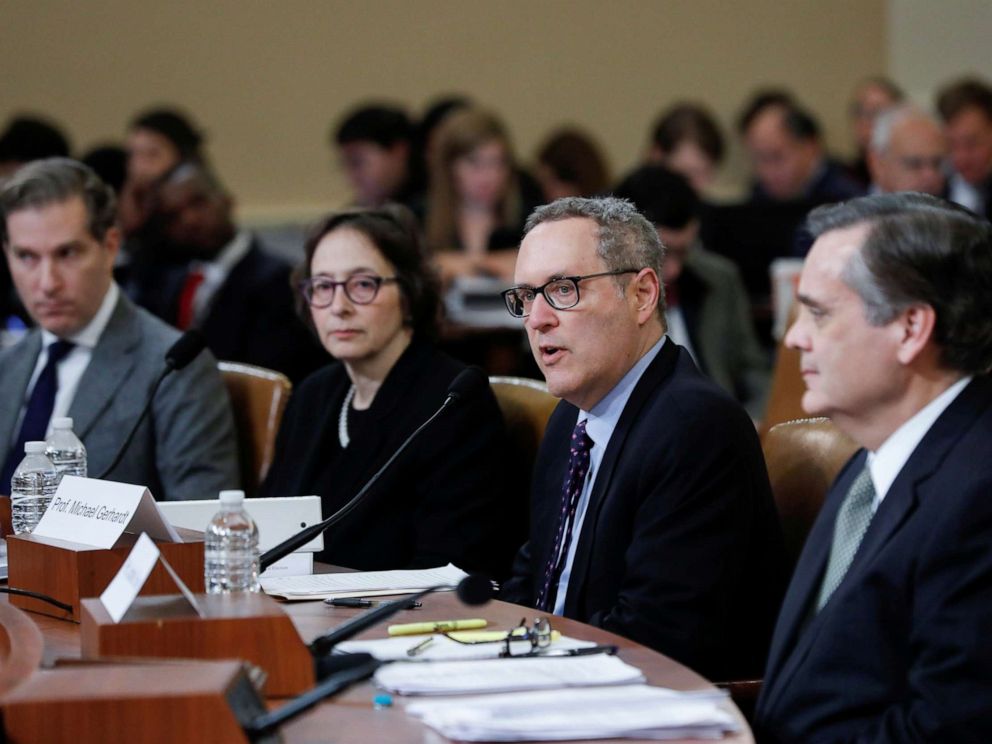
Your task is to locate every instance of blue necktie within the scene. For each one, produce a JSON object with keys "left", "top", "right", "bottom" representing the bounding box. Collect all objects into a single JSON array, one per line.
[
  {"left": 536, "top": 419, "right": 594, "bottom": 612},
  {"left": 1, "top": 340, "right": 75, "bottom": 494}
]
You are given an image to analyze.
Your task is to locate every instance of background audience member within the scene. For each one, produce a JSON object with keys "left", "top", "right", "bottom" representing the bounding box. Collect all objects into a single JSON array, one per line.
[
  {"left": 937, "top": 76, "right": 992, "bottom": 217},
  {"left": 847, "top": 76, "right": 904, "bottom": 186},
  {"left": 150, "top": 163, "right": 326, "bottom": 383},
  {"left": 0, "top": 115, "right": 72, "bottom": 177},
  {"left": 533, "top": 126, "right": 611, "bottom": 202},
  {"left": 333, "top": 104, "right": 423, "bottom": 213},
  {"left": 415, "top": 95, "right": 472, "bottom": 191},
  {"left": 738, "top": 91, "right": 864, "bottom": 204},
  {"left": 614, "top": 166, "right": 769, "bottom": 417},
  {"left": 425, "top": 108, "right": 541, "bottom": 283},
  {"left": 81, "top": 144, "right": 128, "bottom": 195},
  {"left": 120, "top": 107, "right": 205, "bottom": 238},
  {"left": 867, "top": 104, "right": 947, "bottom": 196},
  {"left": 260, "top": 205, "right": 515, "bottom": 578},
  {"left": 0, "top": 158, "right": 238, "bottom": 499},
  {"left": 647, "top": 102, "right": 725, "bottom": 195}
]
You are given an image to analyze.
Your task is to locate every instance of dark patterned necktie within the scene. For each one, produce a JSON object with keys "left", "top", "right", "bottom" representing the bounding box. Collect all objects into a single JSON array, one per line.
[
  {"left": 1, "top": 339, "right": 75, "bottom": 494},
  {"left": 536, "top": 419, "right": 594, "bottom": 612}
]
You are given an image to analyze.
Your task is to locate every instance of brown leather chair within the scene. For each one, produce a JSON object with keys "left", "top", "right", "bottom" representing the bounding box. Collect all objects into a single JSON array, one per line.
[
  {"left": 218, "top": 362, "right": 292, "bottom": 496},
  {"left": 763, "top": 416, "right": 860, "bottom": 568},
  {"left": 718, "top": 416, "right": 858, "bottom": 717},
  {"left": 488, "top": 376, "right": 558, "bottom": 455}
]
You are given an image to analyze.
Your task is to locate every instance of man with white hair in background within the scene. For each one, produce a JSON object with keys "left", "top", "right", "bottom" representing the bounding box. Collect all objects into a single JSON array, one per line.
[{"left": 868, "top": 104, "right": 947, "bottom": 197}]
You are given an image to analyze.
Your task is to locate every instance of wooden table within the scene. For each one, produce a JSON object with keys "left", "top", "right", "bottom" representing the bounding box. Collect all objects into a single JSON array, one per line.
[{"left": 7, "top": 590, "right": 753, "bottom": 743}]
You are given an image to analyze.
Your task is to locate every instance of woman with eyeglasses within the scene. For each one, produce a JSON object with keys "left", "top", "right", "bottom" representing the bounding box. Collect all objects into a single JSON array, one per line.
[{"left": 259, "top": 205, "right": 514, "bottom": 577}]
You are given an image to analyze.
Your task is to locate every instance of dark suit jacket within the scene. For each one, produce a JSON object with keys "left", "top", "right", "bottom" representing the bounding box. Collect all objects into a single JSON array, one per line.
[
  {"left": 258, "top": 338, "right": 517, "bottom": 579},
  {"left": 190, "top": 240, "right": 325, "bottom": 384},
  {"left": 501, "top": 341, "right": 785, "bottom": 680},
  {"left": 755, "top": 376, "right": 992, "bottom": 743}
]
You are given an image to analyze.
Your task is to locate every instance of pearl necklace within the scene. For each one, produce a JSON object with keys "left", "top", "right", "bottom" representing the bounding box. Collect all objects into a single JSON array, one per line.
[{"left": 338, "top": 385, "right": 356, "bottom": 448}]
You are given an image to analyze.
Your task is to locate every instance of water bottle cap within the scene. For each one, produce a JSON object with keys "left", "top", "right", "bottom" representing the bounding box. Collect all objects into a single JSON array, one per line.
[
  {"left": 52, "top": 417, "right": 73, "bottom": 429},
  {"left": 24, "top": 441, "right": 46, "bottom": 454},
  {"left": 219, "top": 489, "right": 245, "bottom": 505}
]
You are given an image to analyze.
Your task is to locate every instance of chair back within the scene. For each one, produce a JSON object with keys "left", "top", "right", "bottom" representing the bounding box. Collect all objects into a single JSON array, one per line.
[
  {"left": 762, "top": 417, "right": 859, "bottom": 567},
  {"left": 218, "top": 362, "right": 292, "bottom": 496},
  {"left": 488, "top": 376, "right": 558, "bottom": 456}
]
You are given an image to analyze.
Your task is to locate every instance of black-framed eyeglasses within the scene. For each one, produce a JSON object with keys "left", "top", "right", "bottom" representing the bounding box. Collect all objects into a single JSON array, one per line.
[
  {"left": 298, "top": 274, "right": 399, "bottom": 308},
  {"left": 445, "top": 617, "right": 553, "bottom": 657},
  {"left": 501, "top": 269, "right": 641, "bottom": 318}
]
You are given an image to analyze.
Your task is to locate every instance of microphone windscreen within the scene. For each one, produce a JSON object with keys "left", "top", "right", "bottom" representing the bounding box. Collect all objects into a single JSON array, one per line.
[
  {"left": 456, "top": 574, "right": 494, "bottom": 606},
  {"left": 446, "top": 366, "right": 488, "bottom": 405},
  {"left": 165, "top": 329, "right": 207, "bottom": 370}
]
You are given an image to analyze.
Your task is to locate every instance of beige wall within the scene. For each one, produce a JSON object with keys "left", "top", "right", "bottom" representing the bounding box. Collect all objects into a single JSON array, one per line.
[{"left": 2, "top": 0, "right": 886, "bottom": 222}]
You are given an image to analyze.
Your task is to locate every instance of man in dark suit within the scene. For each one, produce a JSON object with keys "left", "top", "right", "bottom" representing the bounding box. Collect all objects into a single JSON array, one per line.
[
  {"left": 0, "top": 158, "right": 238, "bottom": 499},
  {"left": 499, "top": 197, "right": 784, "bottom": 680},
  {"left": 150, "top": 163, "right": 325, "bottom": 383},
  {"left": 755, "top": 193, "right": 992, "bottom": 742}
]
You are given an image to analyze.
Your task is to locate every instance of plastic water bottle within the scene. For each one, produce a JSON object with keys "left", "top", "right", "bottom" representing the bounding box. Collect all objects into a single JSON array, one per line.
[
  {"left": 10, "top": 441, "right": 59, "bottom": 535},
  {"left": 45, "top": 417, "right": 87, "bottom": 481},
  {"left": 204, "top": 490, "right": 260, "bottom": 594}
]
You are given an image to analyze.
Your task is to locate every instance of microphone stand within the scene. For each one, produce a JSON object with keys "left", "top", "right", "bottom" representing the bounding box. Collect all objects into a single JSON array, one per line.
[{"left": 259, "top": 397, "right": 456, "bottom": 571}]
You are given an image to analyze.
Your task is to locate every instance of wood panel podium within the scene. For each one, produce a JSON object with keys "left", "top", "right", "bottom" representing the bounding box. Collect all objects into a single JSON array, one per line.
[{"left": 0, "top": 588, "right": 754, "bottom": 743}]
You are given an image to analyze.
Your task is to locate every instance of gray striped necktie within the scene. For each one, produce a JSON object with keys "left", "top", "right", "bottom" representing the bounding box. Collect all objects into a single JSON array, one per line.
[{"left": 815, "top": 465, "right": 877, "bottom": 612}]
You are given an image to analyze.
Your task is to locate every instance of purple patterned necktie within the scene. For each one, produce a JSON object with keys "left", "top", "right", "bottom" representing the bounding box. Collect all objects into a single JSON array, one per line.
[{"left": 536, "top": 419, "right": 594, "bottom": 612}]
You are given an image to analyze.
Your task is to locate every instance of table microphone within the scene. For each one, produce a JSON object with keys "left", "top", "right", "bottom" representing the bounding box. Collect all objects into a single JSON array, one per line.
[
  {"left": 95, "top": 329, "right": 207, "bottom": 480},
  {"left": 246, "top": 575, "right": 494, "bottom": 738},
  {"left": 259, "top": 366, "right": 489, "bottom": 570},
  {"left": 310, "top": 573, "right": 494, "bottom": 657}
]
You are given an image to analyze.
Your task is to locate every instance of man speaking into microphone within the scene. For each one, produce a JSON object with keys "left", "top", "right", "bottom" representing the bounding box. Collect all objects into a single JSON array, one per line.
[{"left": 0, "top": 158, "right": 238, "bottom": 500}]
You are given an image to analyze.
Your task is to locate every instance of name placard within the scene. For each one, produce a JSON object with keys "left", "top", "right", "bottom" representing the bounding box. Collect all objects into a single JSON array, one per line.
[{"left": 32, "top": 476, "right": 182, "bottom": 549}]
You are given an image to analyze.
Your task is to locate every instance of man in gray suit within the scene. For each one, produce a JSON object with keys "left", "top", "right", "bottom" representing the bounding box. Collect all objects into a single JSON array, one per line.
[{"left": 0, "top": 158, "right": 239, "bottom": 500}]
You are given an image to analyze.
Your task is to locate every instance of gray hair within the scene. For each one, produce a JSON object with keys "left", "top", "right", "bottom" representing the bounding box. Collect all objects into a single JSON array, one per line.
[
  {"left": 524, "top": 196, "right": 666, "bottom": 318},
  {"left": 0, "top": 157, "right": 116, "bottom": 245},
  {"left": 869, "top": 104, "right": 940, "bottom": 155},
  {"left": 806, "top": 193, "right": 992, "bottom": 374}
]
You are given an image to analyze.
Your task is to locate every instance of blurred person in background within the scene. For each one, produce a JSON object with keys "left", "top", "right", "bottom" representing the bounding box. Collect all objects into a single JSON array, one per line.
[
  {"left": 533, "top": 126, "right": 611, "bottom": 202},
  {"left": 738, "top": 91, "right": 863, "bottom": 205},
  {"left": 937, "top": 77, "right": 992, "bottom": 217},
  {"left": 425, "top": 108, "right": 541, "bottom": 284},
  {"left": 0, "top": 115, "right": 72, "bottom": 178},
  {"left": 647, "top": 102, "right": 725, "bottom": 195},
  {"left": 847, "top": 77, "right": 904, "bottom": 187},
  {"left": 333, "top": 104, "right": 423, "bottom": 214},
  {"left": 615, "top": 166, "right": 769, "bottom": 418},
  {"left": 867, "top": 105, "right": 947, "bottom": 197}
]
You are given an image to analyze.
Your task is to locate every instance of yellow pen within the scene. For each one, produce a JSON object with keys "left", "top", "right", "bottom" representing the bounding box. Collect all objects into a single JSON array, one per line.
[{"left": 387, "top": 618, "right": 487, "bottom": 636}]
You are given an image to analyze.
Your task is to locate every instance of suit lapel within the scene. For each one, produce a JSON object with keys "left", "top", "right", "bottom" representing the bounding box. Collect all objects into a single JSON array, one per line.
[
  {"left": 563, "top": 340, "right": 679, "bottom": 616},
  {"left": 763, "top": 376, "right": 992, "bottom": 712},
  {"left": 68, "top": 295, "right": 142, "bottom": 439},
  {"left": 0, "top": 332, "right": 43, "bottom": 458}
]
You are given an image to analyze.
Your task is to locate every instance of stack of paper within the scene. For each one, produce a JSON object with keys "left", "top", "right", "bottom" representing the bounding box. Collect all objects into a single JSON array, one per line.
[
  {"left": 260, "top": 563, "right": 467, "bottom": 600},
  {"left": 374, "top": 654, "right": 645, "bottom": 695},
  {"left": 406, "top": 685, "right": 739, "bottom": 741},
  {"left": 337, "top": 632, "right": 595, "bottom": 661}
]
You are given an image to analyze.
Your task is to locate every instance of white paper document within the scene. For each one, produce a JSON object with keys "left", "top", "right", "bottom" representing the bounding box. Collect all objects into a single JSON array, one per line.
[
  {"left": 260, "top": 563, "right": 468, "bottom": 600},
  {"left": 406, "top": 684, "right": 738, "bottom": 741},
  {"left": 374, "top": 654, "right": 645, "bottom": 696},
  {"left": 337, "top": 633, "right": 595, "bottom": 661}
]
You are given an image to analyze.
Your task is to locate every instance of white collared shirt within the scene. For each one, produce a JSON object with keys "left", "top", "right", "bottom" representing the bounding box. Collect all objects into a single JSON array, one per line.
[
  {"left": 552, "top": 335, "right": 667, "bottom": 614},
  {"left": 15, "top": 282, "right": 120, "bottom": 438},
  {"left": 866, "top": 376, "right": 972, "bottom": 510},
  {"left": 187, "top": 230, "right": 252, "bottom": 325},
  {"left": 948, "top": 173, "right": 984, "bottom": 214}
]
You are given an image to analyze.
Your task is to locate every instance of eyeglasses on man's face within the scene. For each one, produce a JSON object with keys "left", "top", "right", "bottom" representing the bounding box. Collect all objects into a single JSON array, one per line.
[
  {"left": 501, "top": 269, "right": 640, "bottom": 318},
  {"left": 299, "top": 274, "right": 399, "bottom": 308}
]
